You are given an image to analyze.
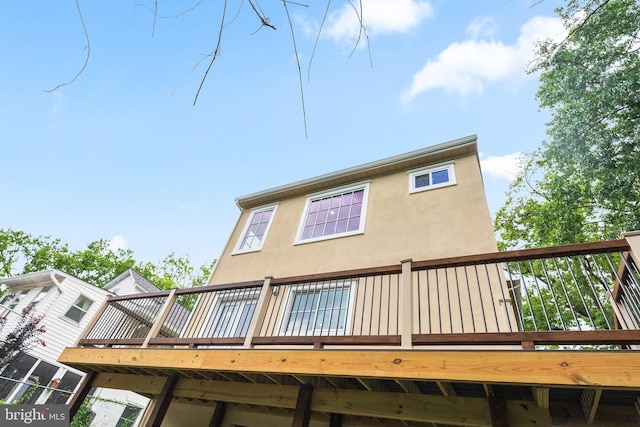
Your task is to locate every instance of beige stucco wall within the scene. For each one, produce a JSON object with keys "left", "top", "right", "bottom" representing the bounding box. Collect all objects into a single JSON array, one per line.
[{"left": 210, "top": 152, "right": 496, "bottom": 285}]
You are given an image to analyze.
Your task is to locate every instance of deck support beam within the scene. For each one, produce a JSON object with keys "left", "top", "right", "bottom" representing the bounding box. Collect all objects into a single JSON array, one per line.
[
  {"left": 292, "top": 383, "right": 313, "bottom": 427},
  {"left": 488, "top": 396, "right": 510, "bottom": 427},
  {"left": 146, "top": 374, "right": 178, "bottom": 427},
  {"left": 59, "top": 348, "right": 640, "bottom": 389},
  {"left": 581, "top": 388, "right": 602, "bottom": 424},
  {"left": 208, "top": 401, "right": 227, "bottom": 427},
  {"left": 68, "top": 370, "right": 96, "bottom": 421}
]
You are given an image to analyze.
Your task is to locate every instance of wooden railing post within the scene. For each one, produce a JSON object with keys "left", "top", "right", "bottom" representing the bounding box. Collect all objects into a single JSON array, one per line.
[
  {"left": 400, "top": 259, "right": 413, "bottom": 349},
  {"left": 243, "top": 276, "right": 273, "bottom": 348},
  {"left": 622, "top": 231, "right": 640, "bottom": 266},
  {"left": 142, "top": 289, "right": 177, "bottom": 348}
]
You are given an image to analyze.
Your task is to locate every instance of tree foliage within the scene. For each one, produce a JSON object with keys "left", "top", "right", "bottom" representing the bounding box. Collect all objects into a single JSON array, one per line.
[
  {"left": 0, "top": 306, "right": 46, "bottom": 367},
  {"left": 495, "top": 0, "right": 640, "bottom": 249},
  {"left": 0, "top": 228, "right": 215, "bottom": 290}
]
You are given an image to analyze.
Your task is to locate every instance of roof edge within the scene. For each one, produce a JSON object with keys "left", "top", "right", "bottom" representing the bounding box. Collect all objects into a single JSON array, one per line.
[{"left": 235, "top": 134, "right": 478, "bottom": 209}]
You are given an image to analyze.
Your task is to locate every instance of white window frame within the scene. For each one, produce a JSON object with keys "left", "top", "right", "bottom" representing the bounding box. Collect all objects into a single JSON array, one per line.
[
  {"left": 232, "top": 204, "right": 279, "bottom": 255},
  {"left": 408, "top": 161, "right": 456, "bottom": 194},
  {"left": 200, "top": 288, "right": 260, "bottom": 338},
  {"left": 29, "top": 286, "right": 51, "bottom": 310},
  {"left": 63, "top": 295, "right": 94, "bottom": 323},
  {"left": 294, "top": 182, "right": 370, "bottom": 245},
  {"left": 279, "top": 280, "right": 356, "bottom": 336}
]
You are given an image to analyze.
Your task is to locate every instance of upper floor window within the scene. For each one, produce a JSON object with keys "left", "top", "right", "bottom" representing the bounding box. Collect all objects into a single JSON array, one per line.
[
  {"left": 295, "top": 182, "right": 370, "bottom": 244},
  {"left": 0, "top": 290, "right": 29, "bottom": 316},
  {"left": 233, "top": 204, "right": 278, "bottom": 254},
  {"left": 64, "top": 295, "right": 93, "bottom": 323},
  {"left": 408, "top": 162, "right": 456, "bottom": 193},
  {"left": 30, "top": 286, "right": 51, "bottom": 310}
]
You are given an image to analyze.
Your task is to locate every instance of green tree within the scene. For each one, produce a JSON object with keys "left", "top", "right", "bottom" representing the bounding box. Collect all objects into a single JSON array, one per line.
[
  {"left": 0, "top": 228, "right": 214, "bottom": 290},
  {"left": 495, "top": 0, "right": 640, "bottom": 249}
]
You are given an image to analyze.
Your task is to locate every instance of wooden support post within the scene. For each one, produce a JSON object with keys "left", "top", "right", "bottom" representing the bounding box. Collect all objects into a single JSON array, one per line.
[
  {"left": 146, "top": 375, "right": 178, "bottom": 427},
  {"left": 68, "top": 370, "right": 96, "bottom": 421},
  {"left": 400, "top": 259, "right": 413, "bottom": 349},
  {"left": 532, "top": 387, "right": 549, "bottom": 409},
  {"left": 581, "top": 388, "right": 602, "bottom": 424},
  {"left": 291, "top": 383, "right": 313, "bottom": 427},
  {"left": 244, "top": 277, "right": 273, "bottom": 348},
  {"left": 143, "top": 289, "right": 177, "bottom": 348},
  {"left": 208, "top": 401, "right": 227, "bottom": 427},
  {"left": 488, "top": 396, "right": 510, "bottom": 427},
  {"left": 521, "top": 341, "right": 535, "bottom": 350},
  {"left": 329, "top": 413, "right": 342, "bottom": 427}
]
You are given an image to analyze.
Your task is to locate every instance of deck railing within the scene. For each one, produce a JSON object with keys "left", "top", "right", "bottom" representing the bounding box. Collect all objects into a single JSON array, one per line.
[{"left": 78, "top": 238, "right": 640, "bottom": 350}]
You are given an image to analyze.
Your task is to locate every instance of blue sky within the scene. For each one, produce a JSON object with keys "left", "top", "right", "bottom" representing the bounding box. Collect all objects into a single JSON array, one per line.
[{"left": 0, "top": 0, "right": 565, "bottom": 272}]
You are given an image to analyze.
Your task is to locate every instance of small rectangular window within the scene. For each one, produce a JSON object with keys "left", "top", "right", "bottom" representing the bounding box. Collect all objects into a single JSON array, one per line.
[
  {"left": 64, "top": 295, "right": 93, "bottom": 322},
  {"left": 233, "top": 204, "right": 278, "bottom": 254},
  {"left": 295, "top": 183, "right": 370, "bottom": 244},
  {"left": 409, "top": 162, "right": 456, "bottom": 193}
]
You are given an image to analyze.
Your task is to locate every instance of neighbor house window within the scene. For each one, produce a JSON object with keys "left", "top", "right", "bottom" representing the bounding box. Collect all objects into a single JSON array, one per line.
[
  {"left": 0, "top": 290, "right": 29, "bottom": 316},
  {"left": 29, "top": 286, "right": 51, "bottom": 310},
  {"left": 408, "top": 162, "right": 456, "bottom": 193},
  {"left": 233, "top": 204, "right": 278, "bottom": 254},
  {"left": 295, "top": 182, "right": 370, "bottom": 244},
  {"left": 282, "top": 281, "right": 353, "bottom": 335},
  {"left": 64, "top": 295, "right": 93, "bottom": 322},
  {"left": 116, "top": 405, "right": 143, "bottom": 427}
]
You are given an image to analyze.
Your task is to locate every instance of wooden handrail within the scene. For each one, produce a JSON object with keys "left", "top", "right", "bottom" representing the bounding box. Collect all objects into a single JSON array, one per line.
[{"left": 412, "top": 239, "right": 629, "bottom": 270}]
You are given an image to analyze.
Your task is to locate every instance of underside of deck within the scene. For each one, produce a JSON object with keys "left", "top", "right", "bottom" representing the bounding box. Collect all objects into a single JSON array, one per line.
[{"left": 59, "top": 347, "right": 640, "bottom": 426}]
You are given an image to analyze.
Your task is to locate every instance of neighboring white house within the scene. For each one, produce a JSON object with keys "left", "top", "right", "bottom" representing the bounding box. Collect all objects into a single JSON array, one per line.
[{"left": 0, "top": 269, "right": 153, "bottom": 426}]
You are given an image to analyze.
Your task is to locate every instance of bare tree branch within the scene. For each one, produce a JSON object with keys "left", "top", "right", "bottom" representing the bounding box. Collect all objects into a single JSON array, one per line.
[
  {"left": 283, "top": 0, "right": 308, "bottom": 138},
  {"left": 44, "top": 0, "right": 90, "bottom": 93},
  {"left": 308, "top": 0, "right": 330, "bottom": 81},
  {"left": 193, "top": 0, "right": 228, "bottom": 106}
]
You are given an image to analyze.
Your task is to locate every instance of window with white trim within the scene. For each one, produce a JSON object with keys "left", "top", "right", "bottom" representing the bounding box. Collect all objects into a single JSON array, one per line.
[
  {"left": 29, "top": 286, "right": 51, "bottom": 310},
  {"left": 408, "top": 162, "right": 456, "bottom": 193},
  {"left": 233, "top": 204, "right": 278, "bottom": 254},
  {"left": 295, "top": 183, "right": 370, "bottom": 244},
  {"left": 282, "top": 280, "right": 354, "bottom": 335},
  {"left": 201, "top": 289, "right": 259, "bottom": 338},
  {"left": 64, "top": 295, "right": 93, "bottom": 322},
  {"left": 0, "top": 290, "right": 29, "bottom": 317}
]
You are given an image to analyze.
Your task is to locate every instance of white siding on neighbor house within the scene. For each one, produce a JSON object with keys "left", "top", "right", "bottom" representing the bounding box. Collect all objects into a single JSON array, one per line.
[
  {"left": 107, "top": 277, "right": 140, "bottom": 297},
  {"left": 2, "top": 278, "right": 111, "bottom": 362}
]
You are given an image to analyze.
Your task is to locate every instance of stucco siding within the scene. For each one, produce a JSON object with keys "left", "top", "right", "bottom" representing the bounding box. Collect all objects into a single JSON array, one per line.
[{"left": 210, "top": 152, "right": 496, "bottom": 285}]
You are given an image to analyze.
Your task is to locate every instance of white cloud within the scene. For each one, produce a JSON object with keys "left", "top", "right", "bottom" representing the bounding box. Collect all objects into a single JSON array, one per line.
[
  {"left": 467, "top": 17, "right": 498, "bottom": 39},
  {"left": 324, "top": 0, "right": 434, "bottom": 42},
  {"left": 480, "top": 152, "right": 524, "bottom": 182},
  {"left": 403, "top": 15, "right": 564, "bottom": 100},
  {"left": 108, "top": 235, "right": 128, "bottom": 252}
]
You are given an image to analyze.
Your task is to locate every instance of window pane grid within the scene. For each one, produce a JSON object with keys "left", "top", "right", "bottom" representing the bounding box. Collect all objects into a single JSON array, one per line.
[
  {"left": 302, "top": 189, "right": 364, "bottom": 240},
  {"left": 237, "top": 206, "right": 275, "bottom": 251},
  {"left": 285, "top": 283, "right": 351, "bottom": 335}
]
